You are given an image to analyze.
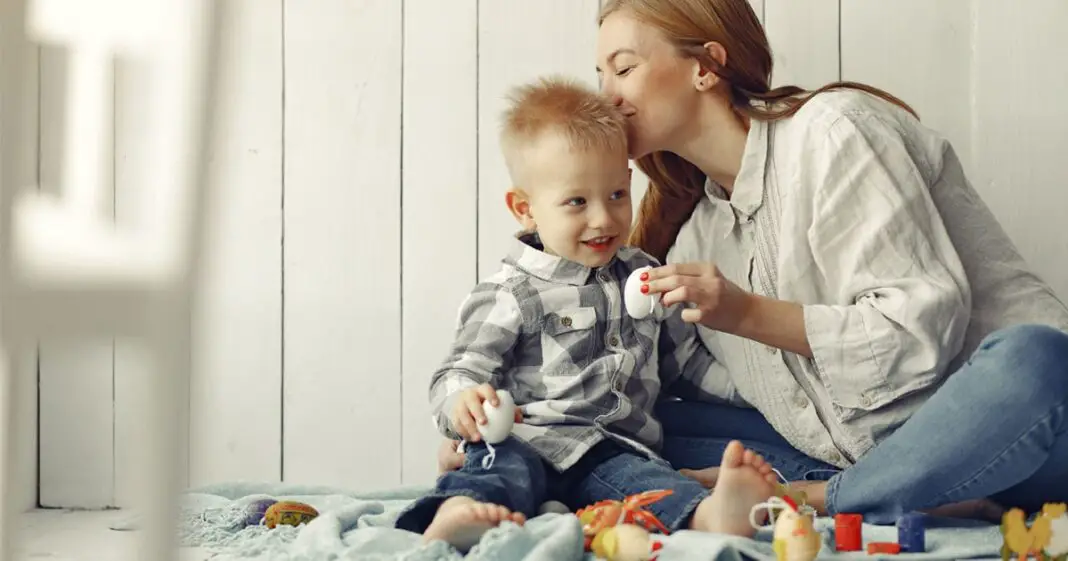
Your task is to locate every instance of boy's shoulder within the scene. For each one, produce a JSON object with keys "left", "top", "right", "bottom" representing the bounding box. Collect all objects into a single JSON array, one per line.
[{"left": 616, "top": 245, "right": 662, "bottom": 272}]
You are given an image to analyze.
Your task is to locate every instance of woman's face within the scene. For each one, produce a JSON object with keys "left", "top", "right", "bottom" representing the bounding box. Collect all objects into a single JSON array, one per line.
[{"left": 596, "top": 12, "right": 702, "bottom": 159}]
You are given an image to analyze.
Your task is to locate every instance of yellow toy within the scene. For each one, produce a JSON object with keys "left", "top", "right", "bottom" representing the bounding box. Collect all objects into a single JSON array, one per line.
[
  {"left": 1001, "top": 503, "right": 1068, "bottom": 561},
  {"left": 770, "top": 497, "right": 821, "bottom": 561},
  {"left": 263, "top": 500, "right": 319, "bottom": 529},
  {"left": 590, "top": 523, "right": 666, "bottom": 561},
  {"left": 577, "top": 489, "right": 674, "bottom": 551}
]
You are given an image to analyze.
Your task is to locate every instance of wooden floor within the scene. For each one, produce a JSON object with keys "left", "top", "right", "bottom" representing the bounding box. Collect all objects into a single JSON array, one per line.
[{"left": 16, "top": 509, "right": 207, "bottom": 561}]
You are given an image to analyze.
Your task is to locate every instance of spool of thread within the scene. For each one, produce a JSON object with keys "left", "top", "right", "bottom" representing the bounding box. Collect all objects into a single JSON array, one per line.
[
  {"left": 897, "top": 512, "right": 926, "bottom": 553},
  {"left": 834, "top": 513, "right": 863, "bottom": 551}
]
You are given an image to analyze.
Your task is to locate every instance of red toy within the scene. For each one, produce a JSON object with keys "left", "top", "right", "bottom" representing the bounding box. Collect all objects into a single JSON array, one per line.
[
  {"left": 835, "top": 513, "right": 863, "bottom": 551},
  {"left": 577, "top": 489, "right": 673, "bottom": 550}
]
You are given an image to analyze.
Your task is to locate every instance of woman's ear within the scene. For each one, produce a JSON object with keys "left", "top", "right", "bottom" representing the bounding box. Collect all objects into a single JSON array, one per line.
[
  {"left": 505, "top": 189, "right": 536, "bottom": 230},
  {"left": 693, "top": 41, "right": 728, "bottom": 92}
]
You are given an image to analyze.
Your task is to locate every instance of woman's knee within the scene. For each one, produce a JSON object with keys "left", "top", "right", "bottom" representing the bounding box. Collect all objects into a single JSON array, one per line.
[{"left": 975, "top": 324, "right": 1068, "bottom": 396}]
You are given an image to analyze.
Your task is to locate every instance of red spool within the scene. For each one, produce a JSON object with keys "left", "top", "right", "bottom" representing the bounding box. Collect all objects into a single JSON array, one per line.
[{"left": 834, "top": 513, "right": 863, "bottom": 551}]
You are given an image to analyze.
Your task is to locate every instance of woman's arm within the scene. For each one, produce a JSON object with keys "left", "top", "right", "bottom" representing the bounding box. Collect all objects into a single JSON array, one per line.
[
  {"left": 644, "top": 110, "right": 971, "bottom": 404},
  {"left": 798, "top": 111, "right": 971, "bottom": 404}
]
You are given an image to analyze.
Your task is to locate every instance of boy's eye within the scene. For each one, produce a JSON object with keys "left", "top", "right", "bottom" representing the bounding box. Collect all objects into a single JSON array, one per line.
[{"left": 566, "top": 197, "right": 586, "bottom": 206}]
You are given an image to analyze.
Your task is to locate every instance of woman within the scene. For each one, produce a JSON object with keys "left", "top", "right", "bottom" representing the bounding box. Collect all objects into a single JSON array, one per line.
[{"left": 441, "top": 0, "right": 1068, "bottom": 523}]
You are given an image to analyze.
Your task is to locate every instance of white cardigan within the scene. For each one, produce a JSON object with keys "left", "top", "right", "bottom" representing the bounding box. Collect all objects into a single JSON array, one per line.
[{"left": 667, "top": 89, "right": 1068, "bottom": 467}]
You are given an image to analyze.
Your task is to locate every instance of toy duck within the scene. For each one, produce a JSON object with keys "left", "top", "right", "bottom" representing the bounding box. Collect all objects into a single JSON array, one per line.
[
  {"left": 590, "top": 524, "right": 665, "bottom": 561},
  {"left": 771, "top": 497, "right": 821, "bottom": 561}
]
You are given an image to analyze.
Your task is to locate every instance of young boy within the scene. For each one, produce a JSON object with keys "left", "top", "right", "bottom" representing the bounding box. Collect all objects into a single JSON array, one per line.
[{"left": 394, "top": 76, "right": 780, "bottom": 550}]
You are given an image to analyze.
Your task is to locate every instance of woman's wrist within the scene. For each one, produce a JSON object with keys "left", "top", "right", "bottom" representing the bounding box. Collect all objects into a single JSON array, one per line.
[{"left": 734, "top": 293, "right": 813, "bottom": 358}]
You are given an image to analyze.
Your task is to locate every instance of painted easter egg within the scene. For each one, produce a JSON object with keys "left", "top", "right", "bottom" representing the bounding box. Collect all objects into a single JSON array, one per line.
[
  {"left": 624, "top": 266, "right": 658, "bottom": 320},
  {"left": 244, "top": 498, "right": 278, "bottom": 526},
  {"left": 263, "top": 501, "right": 319, "bottom": 529},
  {"left": 478, "top": 389, "right": 515, "bottom": 444}
]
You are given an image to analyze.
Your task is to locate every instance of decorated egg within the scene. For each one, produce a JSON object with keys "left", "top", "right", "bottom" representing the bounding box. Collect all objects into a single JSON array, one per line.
[
  {"left": 624, "top": 266, "right": 658, "bottom": 320},
  {"left": 263, "top": 501, "right": 319, "bottom": 529},
  {"left": 244, "top": 498, "right": 278, "bottom": 526},
  {"left": 478, "top": 389, "right": 515, "bottom": 444}
]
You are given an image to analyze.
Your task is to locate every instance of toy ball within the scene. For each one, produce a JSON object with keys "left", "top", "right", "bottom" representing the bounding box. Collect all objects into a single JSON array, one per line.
[
  {"left": 263, "top": 501, "right": 319, "bottom": 529},
  {"left": 243, "top": 498, "right": 278, "bottom": 526}
]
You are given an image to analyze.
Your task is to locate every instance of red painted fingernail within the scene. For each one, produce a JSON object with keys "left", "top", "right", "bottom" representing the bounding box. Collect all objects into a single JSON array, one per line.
[
  {"left": 640, "top": 272, "right": 649, "bottom": 281},
  {"left": 640, "top": 284, "right": 649, "bottom": 294}
]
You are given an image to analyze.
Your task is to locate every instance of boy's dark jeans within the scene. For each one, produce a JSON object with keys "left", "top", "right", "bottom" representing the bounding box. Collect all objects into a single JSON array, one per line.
[{"left": 395, "top": 437, "right": 710, "bottom": 534}]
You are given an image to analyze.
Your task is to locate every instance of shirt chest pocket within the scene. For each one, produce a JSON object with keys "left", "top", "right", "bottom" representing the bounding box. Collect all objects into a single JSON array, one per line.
[{"left": 539, "top": 306, "right": 598, "bottom": 373}]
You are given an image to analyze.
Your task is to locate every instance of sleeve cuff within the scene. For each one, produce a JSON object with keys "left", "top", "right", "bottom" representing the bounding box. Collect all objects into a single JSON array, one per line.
[{"left": 802, "top": 304, "right": 886, "bottom": 409}]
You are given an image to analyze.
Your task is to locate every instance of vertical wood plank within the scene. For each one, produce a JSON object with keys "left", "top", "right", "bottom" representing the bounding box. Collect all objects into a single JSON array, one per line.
[
  {"left": 478, "top": 0, "right": 602, "bottom": 279},
  {"left": 401, "top": 0, "right": 477, "bottom": 486},
  {"left": 840, "top": 0, "right": 972, "bottom": 170},
  {"left": 111, "top": 0, "right": 285, "bottom": 502},
  {"left": 37, "top": 44, "right": 115, "bottom": 508},
  {"left": 189, "top": 0, "right": 283, "bottom": 490},
  {"left": 972, "top": 0, "right": 1068, "bottom": 299},
  {"left": 284, "top": 0, "right": 402, "bottom": 489},
  {"left": 763, "top": 0, "right": 838, "bottom": 88}
]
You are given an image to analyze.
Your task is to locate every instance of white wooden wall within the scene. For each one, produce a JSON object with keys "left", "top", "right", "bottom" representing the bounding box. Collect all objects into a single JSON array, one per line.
[{"left": 12, "top": 0, "right": 1068, "bottom": 508}]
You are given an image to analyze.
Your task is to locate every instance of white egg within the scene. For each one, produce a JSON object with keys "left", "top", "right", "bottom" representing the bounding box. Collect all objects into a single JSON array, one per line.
[
  {"left": 478, "top": 389, "right": 515, "bottom": 444},
  {"left": 624, "top": 266, "right": 658, "bottom": 320}
]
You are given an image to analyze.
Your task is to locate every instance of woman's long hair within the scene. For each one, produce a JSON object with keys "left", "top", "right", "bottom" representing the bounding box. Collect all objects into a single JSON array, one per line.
[{"left": 600, "top": 0, "right": 916, "bottom": 261}]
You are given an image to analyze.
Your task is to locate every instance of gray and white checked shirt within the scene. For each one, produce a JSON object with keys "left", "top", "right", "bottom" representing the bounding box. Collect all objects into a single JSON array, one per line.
[{"left": 429, "top": 232, "right": 732, "bottom": 472}]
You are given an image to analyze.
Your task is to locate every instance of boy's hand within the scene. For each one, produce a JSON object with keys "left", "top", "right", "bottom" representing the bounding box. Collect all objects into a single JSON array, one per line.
[{"left": 450, "top": 383, "right": 523, "bottom": 442}]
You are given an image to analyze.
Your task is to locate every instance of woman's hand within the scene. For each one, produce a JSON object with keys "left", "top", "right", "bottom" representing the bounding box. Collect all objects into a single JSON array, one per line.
[
  {"left": 643, "top": 262, "right": 814, "bottom": 357},
  {"left": 641, "top": 263, "right": 754, "bottom": 333}
]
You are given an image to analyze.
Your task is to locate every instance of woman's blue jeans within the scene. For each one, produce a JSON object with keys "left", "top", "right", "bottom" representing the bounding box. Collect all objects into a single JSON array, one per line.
[{"left": 658, "top": 324, "right": 1068, "bottom": 524}]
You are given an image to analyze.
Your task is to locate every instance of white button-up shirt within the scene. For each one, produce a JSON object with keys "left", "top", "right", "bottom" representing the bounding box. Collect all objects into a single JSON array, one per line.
[{"left": 667, "top": 89, "right": 1068, "bottom": 468}]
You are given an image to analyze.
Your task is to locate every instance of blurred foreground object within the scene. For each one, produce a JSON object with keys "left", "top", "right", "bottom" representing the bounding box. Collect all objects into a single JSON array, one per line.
[{"left": 0, "top": 0, "right": 222, "bottom": 559}]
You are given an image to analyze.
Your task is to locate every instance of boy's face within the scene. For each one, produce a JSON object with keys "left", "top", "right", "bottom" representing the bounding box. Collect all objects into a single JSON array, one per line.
[{"left": 506, "top": 133, "right": 633, "bottom": 268}]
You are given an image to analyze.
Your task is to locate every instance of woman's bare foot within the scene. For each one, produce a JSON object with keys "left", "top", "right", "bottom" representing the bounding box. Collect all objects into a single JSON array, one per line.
[
  {"left": 787, "top": 481, "right": 827, "bottom": 514},
  {"left": 923, "top": 498, "right": 1006, "bottom": 523},
  {"left": 680, "top": 466, "right": 720, "bottom": 489},
  {"left": 691, "top": 440, "right": 780, "bottom": 538},
  {"left": 424, "top": 496, "right": 526, "bottom": 550},
  {"left": 785, "top": 480, "right": 1005, "bottom": 523}
]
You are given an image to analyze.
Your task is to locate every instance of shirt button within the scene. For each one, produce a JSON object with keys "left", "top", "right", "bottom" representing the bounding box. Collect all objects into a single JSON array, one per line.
[
  {"left": 793, "top": 395, "right": 808, "bottom": 408},
  {"left": 859, "top": 394, "right": 872, "bottom": 407},
  {"left": 561, "top": 316, "right": 572, "bottom": 327},
  {"left": 828, "top": 450, "right": 842, "bottom": 463},
  {"left": 609, "top": 336, "right": 620, "bottom": 347}
]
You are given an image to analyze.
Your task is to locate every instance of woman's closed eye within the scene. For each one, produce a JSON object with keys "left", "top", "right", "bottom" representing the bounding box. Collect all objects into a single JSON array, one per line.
[{"left": 615, "top": 66, "right": 634, "bottom": 77}]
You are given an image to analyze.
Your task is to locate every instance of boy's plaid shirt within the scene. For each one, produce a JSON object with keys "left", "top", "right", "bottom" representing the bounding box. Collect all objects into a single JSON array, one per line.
[{"left": 430, "top": 232, "right": 734, "bottom": 471}]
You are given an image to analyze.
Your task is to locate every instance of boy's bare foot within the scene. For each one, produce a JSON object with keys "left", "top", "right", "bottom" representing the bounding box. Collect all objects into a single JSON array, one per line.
[
  {"left": 424, "top": 496, "right": 526, "bottom": 550},
  {"left": 691, "top": 440, "right": 780, "bottom": 538}
]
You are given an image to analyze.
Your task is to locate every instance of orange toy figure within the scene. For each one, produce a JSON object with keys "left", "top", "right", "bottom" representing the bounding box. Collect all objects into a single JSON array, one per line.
[
  {"left": 590, "top": 524, "right": 667, "bottom": 561},
  {"left": 577, "top": 489, "right": 674, "bottom": 550}
]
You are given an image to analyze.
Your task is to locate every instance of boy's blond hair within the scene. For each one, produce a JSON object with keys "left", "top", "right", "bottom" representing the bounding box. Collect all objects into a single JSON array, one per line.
[{"left": 499, "top": 76, "right": 627, "bottom": 184}]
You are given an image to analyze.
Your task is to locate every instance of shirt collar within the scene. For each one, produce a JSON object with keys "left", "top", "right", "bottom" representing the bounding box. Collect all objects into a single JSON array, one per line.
[
  {"left": 703, "top": 117, "right": 770, "bottom": 221},
  {"left": 504, "top": 231, "right": 598, "bottom": 286}
]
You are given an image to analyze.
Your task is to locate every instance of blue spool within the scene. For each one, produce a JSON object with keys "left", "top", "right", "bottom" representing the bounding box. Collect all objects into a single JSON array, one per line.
[{"left": 897, "top": 512, "right": 926, "bottom": 553}]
